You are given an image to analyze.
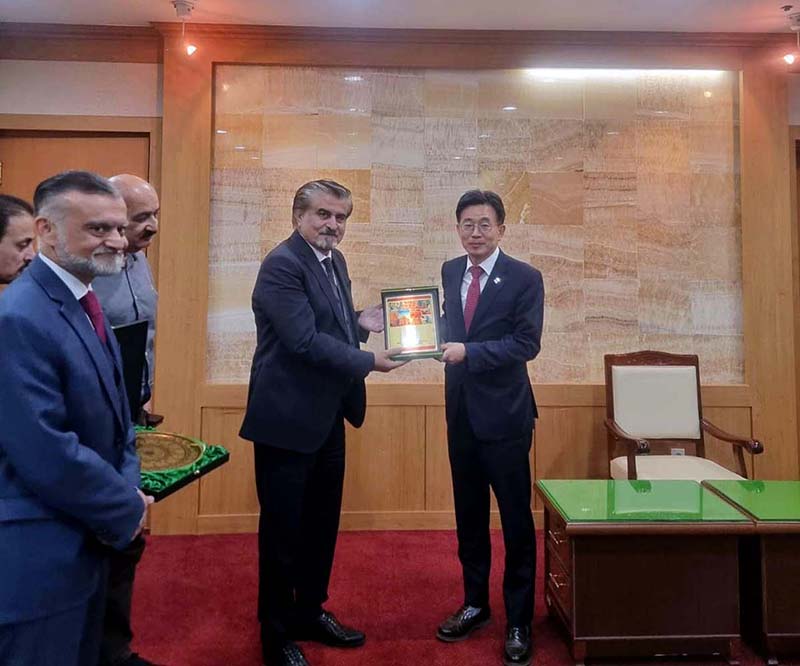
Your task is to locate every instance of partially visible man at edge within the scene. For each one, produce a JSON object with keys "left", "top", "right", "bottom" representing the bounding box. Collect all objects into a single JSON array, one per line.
[
  {"left": 0, "top": 194, "right": 36, "bottom": 287},
  {"left": 0, "top": 170, "right": 151, "bottom": 666},
  {"left": 92, "top": 173, "right": 163, "bottom": 666}
]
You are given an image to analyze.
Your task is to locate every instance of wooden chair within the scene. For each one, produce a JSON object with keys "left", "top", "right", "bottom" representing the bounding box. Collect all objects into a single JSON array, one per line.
[{"left": 604, "top": 350, "right": 764, "bottom": 481}]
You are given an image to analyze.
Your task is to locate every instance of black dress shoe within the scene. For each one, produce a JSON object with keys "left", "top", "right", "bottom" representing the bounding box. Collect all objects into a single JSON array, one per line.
[
  {"left": 436, "top": 605, "right": 491, "bottom": 642},
  {"left": 263, "top": 641, "right": 309, "bottom": 666},
  {"left": 503, "top": 625, "right": 532, "bottom": 666},
  {"left": 294, "top": 610, "right": 365, "bottom": 648}
]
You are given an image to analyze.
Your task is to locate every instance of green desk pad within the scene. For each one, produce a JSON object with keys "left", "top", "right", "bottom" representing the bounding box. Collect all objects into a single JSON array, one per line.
[
  {"left": 704, "top": 480, "right": 800, "bottom": 522},
  {"left": 537, "top": 479, "right": 750, "bottom": 523},
  {"left": 136, "top": 427, "right": 230, "bottom": 502}
]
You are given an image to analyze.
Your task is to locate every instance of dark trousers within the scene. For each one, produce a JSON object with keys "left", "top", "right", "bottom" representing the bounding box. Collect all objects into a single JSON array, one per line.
[
  {"left": 253, "top": 418, "right": 346, "bottom": 652},
  {"left": 99, "top": 535, "right": 146, "bottom": 666},
  {"left": 0, "top": 559, "right": 107, "bottom": 666},
  {"left": 447, "top": 402, "right": 536, "bottom": 627}
]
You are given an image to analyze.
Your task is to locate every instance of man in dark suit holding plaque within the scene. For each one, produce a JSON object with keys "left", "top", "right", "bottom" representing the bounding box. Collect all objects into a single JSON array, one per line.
[
  {"left": 239, "top": 179, "right": 405, "bottom": 666},
  {"left": 437, "top": 190, "right": 544, "bottom": 666}
]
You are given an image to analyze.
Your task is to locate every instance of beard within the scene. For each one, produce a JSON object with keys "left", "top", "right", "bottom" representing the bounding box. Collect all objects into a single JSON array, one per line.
[
  {"left": 310, "top": 231, "right": 340, "bottom": 252},
  {"left": 55, "top": 234, "right": 124, "bottom": 277}
]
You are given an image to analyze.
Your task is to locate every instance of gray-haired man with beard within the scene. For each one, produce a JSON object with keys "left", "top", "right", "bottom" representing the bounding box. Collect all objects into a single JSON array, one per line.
[{"left": 0, "top": 171, "right": 150, "bottom": 666}]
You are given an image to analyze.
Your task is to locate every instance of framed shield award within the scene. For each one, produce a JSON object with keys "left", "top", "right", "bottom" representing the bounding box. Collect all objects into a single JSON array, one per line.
[{"left": 380, "top": 286, "right": 443, "bottom": 360}]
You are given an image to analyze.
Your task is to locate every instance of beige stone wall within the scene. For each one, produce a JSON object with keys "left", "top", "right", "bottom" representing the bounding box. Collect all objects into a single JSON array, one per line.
[{"left": 207, "top": 66, "right": 741, "bottom": 384}]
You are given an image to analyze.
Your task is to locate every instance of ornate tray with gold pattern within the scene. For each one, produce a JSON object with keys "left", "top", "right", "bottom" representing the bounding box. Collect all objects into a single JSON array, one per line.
[
  {"left": 136, "top": 428, "right": 229, "bottom": 502},
  {"left": 136, "top": 431, "right": 205, "bottom": 472}
]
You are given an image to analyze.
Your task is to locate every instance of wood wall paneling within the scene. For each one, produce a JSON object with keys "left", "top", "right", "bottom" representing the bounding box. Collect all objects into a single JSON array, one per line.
[{"left": 740, "top": 52, "right": 800, "bottom": 479}]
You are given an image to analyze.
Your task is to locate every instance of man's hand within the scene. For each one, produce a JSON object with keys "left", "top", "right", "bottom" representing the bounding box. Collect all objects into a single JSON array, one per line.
[
  {"left": 358, "top": 304, "right": 384, "bottom": 333},
  {"left": 133, "top": 488, "right": 154, "bottom": 540},
  {"left": 373, "top": 347, "right": 409, "bottom": 372},
  {"left": 440, "top": 342, "right": 466, "bottom": 365}
]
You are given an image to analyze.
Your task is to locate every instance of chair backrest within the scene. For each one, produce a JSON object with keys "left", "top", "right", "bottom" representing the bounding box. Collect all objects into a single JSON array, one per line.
[{"left": 605, "top": 350, "right": 705, "bottom": 460}]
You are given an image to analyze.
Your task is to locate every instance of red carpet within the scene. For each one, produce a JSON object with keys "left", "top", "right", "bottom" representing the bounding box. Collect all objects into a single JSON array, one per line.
[{"left": 132, "top": 530, "right": 769, "bottom": 666}]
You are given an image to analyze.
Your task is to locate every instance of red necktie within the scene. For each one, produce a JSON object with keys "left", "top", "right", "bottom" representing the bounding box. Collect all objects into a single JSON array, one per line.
[
  {"left": 463, "top": 265, "right": 483, "bottom": 333},
  {"left": 80, "top": 291, "right": 108, "bottom": 345}
]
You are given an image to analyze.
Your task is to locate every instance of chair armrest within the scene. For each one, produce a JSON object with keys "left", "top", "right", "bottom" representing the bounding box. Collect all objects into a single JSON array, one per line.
[
  {"left": 701, "top": 418, "right": 764, "bottom": 455},
  {"left": 605, "top": 419, "right": 651, "bottom": 454}
]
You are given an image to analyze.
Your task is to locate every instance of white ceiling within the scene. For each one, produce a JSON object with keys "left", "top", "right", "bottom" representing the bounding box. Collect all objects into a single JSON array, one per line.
[{"left": 0, "top": 0, "right": 795, "bottom": 32}]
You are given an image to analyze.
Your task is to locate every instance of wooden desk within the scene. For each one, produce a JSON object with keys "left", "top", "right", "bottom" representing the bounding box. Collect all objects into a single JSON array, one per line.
[
  {"left": 535, "top": 480, "right": 753, "bottom": 666},
  {"left": 704, "top": 480, "right": 800, "bottom": 665}
]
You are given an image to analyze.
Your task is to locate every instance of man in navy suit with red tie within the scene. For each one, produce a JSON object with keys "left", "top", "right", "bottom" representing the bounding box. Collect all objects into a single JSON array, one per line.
[
  {"left": 436, "top": 190, "right": 544, "bottom": 666},
  {"left": 0, "top": 171, "right": 150, "bottom": 666}
]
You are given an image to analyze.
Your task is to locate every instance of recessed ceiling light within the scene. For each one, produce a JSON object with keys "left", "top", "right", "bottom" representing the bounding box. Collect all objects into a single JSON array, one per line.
[
  {"left": 785, "top": 53, "right": 797, "bottom": 64},
  {"left": 502, "top": 105, "right": 517, "bottom": 112}
]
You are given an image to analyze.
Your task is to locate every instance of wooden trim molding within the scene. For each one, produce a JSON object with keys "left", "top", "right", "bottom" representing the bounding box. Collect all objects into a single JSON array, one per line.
[
  {"left": 197, "top": 383, "right": 753, "bottom": 409},
  {"left": 0, "top": 23, "right": 162, "bottom": 63},
  {"left": 151, "top": 22, "right": 795, "bottom": 49}
]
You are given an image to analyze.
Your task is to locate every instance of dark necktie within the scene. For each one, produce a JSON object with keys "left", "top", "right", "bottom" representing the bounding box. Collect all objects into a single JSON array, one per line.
[
  {"left": 322, "top": 258, "right": 354, "bottom": 343},
  {"left": 463, "top": 265, "right": 483, "bottom": 333},
  {"left": 80, "top": 291, "right": 108, "bottom": 345}
]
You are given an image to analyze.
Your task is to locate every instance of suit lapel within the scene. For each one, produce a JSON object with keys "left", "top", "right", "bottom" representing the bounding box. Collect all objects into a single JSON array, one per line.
[
  {"left": 288, "top": 231, "right": 352, "bottom": 340},
  {"left": 30, "top": 259, "right": 125, "bottom": 431},
  {"left": 446, "top": 257, "right": 468, "bottom": 341},
  {"left": 332, "top": 251, "right": 357, "bottom": 344},
  {"left": 468, "top": 250, "right": 508, "bottom": 338}
]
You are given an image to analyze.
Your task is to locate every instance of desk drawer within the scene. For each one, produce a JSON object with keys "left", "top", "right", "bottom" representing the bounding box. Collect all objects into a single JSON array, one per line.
[
  {"left": 546, "top": 510, "right": 570, "bottom": 567},
  {"left": 546, "top": 544, "right": 572, "bottom": 619}
]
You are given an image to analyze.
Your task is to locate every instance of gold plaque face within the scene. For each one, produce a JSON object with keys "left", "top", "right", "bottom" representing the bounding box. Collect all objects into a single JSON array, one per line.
[{"left": 136, "top": 431, "right": 206, "bottom": 472}]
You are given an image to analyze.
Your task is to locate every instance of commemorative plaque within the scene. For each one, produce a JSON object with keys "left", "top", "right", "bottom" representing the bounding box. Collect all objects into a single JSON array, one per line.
[{"left": 380, "top": 286, "right": 442, "bottom": 360}]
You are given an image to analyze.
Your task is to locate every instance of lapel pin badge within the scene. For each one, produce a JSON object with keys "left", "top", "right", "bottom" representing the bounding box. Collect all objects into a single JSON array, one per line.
[{"left": 493, "top": 277, "right": 502, "bottom": 285}]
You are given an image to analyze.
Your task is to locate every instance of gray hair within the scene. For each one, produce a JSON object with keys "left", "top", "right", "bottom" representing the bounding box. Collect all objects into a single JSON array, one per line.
[
  {"left": 34, "top": 170, "right": 120, "bottom": 224},
  {"left": 291, "top": 179, "right": 352, "bottom": 223}
]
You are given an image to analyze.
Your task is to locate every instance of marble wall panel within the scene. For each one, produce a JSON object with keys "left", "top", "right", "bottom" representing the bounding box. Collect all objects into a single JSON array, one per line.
[
  {"left": 478, "top": 170, "right": 530, "bottom": 224},
  {"left": 529, "top": 172, "right": 584, "bottom": 226},
  {"left": 691, "top": 173, "right": 739, "bottom": 227},
  {"left": 584, "top": 76, "right": 637, "bottom": 121},
  {"left": 370, "top": 166, "right": 425, "bottom": 225},
  {"left": 584, "top": 206, "right": 637, "bottom": 280},
  {"left": 478, "top": 118, "right": 530, "bottom": 171},
  {"left": 638, "top": 278, "right": 692, "bottom": 334},
  {"left": 424, "top": 70, "right": 478, "bottom": 119},
  {"left": 529, "top": 119, "right": 584, "bottom": 172},
  {"left": 584, "top": 120, "right": 636, "bottom": 173},
  {"left": 319, "top": 68, "right": 372, "bottom": 115},
  {"left": 371, "top": 116, "right": 424, "bottom": 168},
  {"left": 371, "top": 70, "right": 424, "bottom": 117},
  {"left": 636, "top": 72, "right": 689, "bottom": 120},
  {"left": 425, "top": 118, "right": 479, "bottom": 172},
  {"left": 263, "top": 66, "right": 320, "bottom": 115},
  {"left": 215, "top": 66, "right": 265, "bottom": 116},
  {"left": 636, "top": 118, "right": 689, "bottom": 173},
  {"left": 209, "top": 65, "right": 743, "bottom": 384}
]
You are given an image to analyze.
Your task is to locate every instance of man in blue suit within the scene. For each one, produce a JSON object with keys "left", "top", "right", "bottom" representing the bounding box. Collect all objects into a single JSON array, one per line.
[
  {"left": 436, "top": 190, "right": 544, "bottom": 666},
  {"left": 239, "top": 179, "right": 405, "bottom": 666},
  {"left": 0, "top": 171, "right": 150, "bottom": 666}
]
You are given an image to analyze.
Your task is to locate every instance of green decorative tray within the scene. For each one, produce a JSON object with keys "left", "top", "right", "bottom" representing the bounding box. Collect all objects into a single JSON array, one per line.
[{"left": 136, "top": 427, "right": 230, "bottom": 502}]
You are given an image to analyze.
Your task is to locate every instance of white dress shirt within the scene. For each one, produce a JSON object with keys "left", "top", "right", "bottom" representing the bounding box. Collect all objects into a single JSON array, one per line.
[{"left": 460, "top": 246, "right": 500, "bottom": 311}]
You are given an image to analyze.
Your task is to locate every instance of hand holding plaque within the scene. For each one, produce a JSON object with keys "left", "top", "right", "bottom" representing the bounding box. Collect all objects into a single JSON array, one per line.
[{"left": 381, "top": 286, "right": 443, "bottom": 360}]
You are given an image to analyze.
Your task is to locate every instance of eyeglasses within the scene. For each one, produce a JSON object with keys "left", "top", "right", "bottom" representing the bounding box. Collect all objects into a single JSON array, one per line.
[{"left": 458, "top": 221, "right": 498, "bottom": 234}]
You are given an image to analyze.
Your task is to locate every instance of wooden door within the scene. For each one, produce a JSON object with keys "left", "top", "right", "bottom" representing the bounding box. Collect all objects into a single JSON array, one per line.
[{"left": 0, "top": 130, "right": 150, "bottom": 201}]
